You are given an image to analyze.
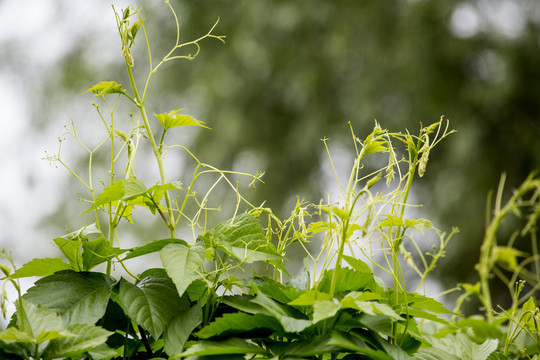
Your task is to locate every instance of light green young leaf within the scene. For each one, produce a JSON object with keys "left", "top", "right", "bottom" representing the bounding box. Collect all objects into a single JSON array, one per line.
[
  {"left": 23, "top": 270, "right": 116, "bottom": 326},
  {"left": 83, "top": 81, "right": 127, "bottom": 97},
  {"left": 8, "top": 258, "right": 71, "bottom": 279},
  {"left": 492, "top": 246, "right": 527, "bottom": 270},
  {"left": 307, "top": 220, "right": 337, "bottom": 234},
  {"left": 164, "top": 302, "right": 202, "bottom": 355},
  {"left": 362, "top": 139, "right": 388, "bottom": 157},
  {"left": 404, "top": 218, "right": 433, "bottom": 234},
  {"left": 119, "top": 275, "right": 189, "bottom": 340},
  {"left": 312, "top": 300, "right": 340, "bottom": 324},
  {"left": 155, "top": 109, "right": 210, "bottom": 131},
  {"left": 160, "top": 241, "right": 205, "bottom": 298},
  {"left": 86, "top": 178, "right": 147, "bottom": 212}
]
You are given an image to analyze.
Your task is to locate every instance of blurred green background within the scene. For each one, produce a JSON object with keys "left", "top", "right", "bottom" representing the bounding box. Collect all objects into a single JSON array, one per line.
[{"left": 1, "top": 0, "right": 539, "bottom": 312}]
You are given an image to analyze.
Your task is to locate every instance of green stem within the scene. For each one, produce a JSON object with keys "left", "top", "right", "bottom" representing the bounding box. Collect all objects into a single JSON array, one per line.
[{"left": 125, "top": 63, "right": 176, "bottom": 237}]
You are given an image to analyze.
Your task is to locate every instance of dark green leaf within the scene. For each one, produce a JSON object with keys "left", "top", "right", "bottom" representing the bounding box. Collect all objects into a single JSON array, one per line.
[
  {"left": 251, "top": 289, "right": 311, "bottom": 333},
  {"left": 164, "top": 302, "right": 202, "bottom": 355},
  {"left": 329, "top": 331, "right": 394, "bottom": 360},
  {"left": 118, "top": 275, "right": 188, "bottom": 339},
  {"left": 23, "top": 270, "right": 116, "bottom": 326},
  {"left": 180, "top": 338, "right": 269, "bottom": 356},
  {"left": 249, "top": 277, "right": 301, "bottom": 304},
  {"left": 82, "top": 237, "right": 127, "bottom": 271},
  {"left": 196, "top": 312, "right": 282, "bottom": 339}
]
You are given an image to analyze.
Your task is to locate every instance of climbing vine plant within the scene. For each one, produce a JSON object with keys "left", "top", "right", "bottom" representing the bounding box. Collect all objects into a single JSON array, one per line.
[{"left": 0, "top": 3, "right": 538, "bottom": 360}]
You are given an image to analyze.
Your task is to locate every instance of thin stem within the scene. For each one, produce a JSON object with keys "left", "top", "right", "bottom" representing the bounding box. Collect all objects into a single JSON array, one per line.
[{"left": 125, "top": 63, "right": 176, "bottom": 237}]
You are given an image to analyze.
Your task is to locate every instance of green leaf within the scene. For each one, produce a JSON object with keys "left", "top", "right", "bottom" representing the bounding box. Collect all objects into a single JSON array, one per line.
[
  {"left": 83, "top": 81, "right": 126, "bottom": 96},
  {"left": 407, "top": 308, "right": 451, "bottom": 325},
  {"left": 269, "top": 333, "right": 340, "bottom": 357},
  {"left": 201, "top": 213, "right": 282, "bottom": 263},
  {"left": 87, "top": 343, "right": 121, "bottom": 360},
  {"left": 85, "top": 178, "right": 147, "bottom": 213},
  {"left": 82, "top": 237, "right": 127, "bottom": 271},
  {"left": 160, "top": 241, "right": 205, "bottom": 298},
  {"left": 362, "top": 139, "right": 388, "bottom": 156},
  {"left": 329, "top": 331, "right": 394, "bottom": 360},
  {"left": 288, "top": 289, "right": 333, "bottom": 306},
  {"left": 118, "top": 275, "right": 188, "bottom": 339},
  {"left": 19, "top": 299, "right": 64, "bottom": 335},
  {"left": 42, "top": 323, "right": 113, "bottom": 359},
  {"left": 222, "top": 294, "right": 267, "bottom": 315},
  {"left": 196, "top": 312, "right": 282, "bottom": 339},
  {"left": 418, "top": 333, "right": 498, "bottom": 360},
  {"left": 9, "top": 258, "right": 71, "bottom": 279},
  {"left": 155, "top": 109, "right": 210, "bottom": 131},
  {"left": 307, "top": 220, "right": 337, "bottom": 234},
  {"left": 287, "top": 256, "right": 311, "bottom": 291},
  {"left": 250, "top": 277, "right": 301, "bottom": 304},
  {"left": 180, "top": 338, "right": 269, "bottom": 357},
  {"left": 23, "top": 270, "right": 116, "bottom": 326},
  {"left": 54, "top": 223, "right": 103, "bottom": 271},
  {"left": 399, "top": 292, "right": 459, "bottom": 316},
  {"left": 343, "top": 255, "right": 372, "bottom": 273},
  {"left": 164, "top": 303, "right": 202, "bottom": 355},
  {"left": 312, "top": 300, "right": 340, "bottom": 323},
  {"left": 486, "top": 352, "right": 511, "bottom": 360},
  {"left": 404, "top": 218, "right": 433, "bottom": 234},
  {"left": 2, "top": 300, "right": 70, "bottom": 349},
  {"left": 457, "top": 318, "right": 503, "bottom": 341},
  {"left": 251, "top": 289, "right": 311, "bottom": 333},
  {"left": 123, "top": 238, "right": 187, "bottom": 261},
  {"left": 492, "top": 246, "right": 527, "bottom": 270},
  {"left": 313, "top": 293, "right": 402, "bottom": 325},
  {"left": 318, "top": 267, "right": 374, "bottom": 293},
  {"left": 54, "top": 237, "right": 83, "bottom": 271}
]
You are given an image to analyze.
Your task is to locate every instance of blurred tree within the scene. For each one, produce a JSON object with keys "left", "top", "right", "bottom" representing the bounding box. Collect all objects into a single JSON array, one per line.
[{"left": 36, "top": 0, "right": 539, "bottom": 306}]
